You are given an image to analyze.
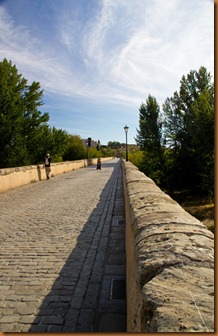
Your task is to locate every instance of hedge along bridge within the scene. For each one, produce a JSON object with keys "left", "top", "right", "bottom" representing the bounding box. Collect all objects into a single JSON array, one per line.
[{"left": 0, "top": 158, "right": 214, "bottom": 332}]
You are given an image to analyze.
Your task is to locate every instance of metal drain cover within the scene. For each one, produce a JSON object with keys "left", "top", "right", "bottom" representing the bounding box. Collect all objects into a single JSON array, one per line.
[
  {"left": 116, "top": 219, "right": 125, "bottom": 226},
  {"left": 110, "top": 279, "right": 126, "bottom": 300}
]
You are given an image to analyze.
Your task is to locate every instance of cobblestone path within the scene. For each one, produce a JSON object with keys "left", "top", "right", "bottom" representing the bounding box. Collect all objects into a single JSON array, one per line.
[{"left": 0, "top": 158, "right": 126, "bottom": 332}]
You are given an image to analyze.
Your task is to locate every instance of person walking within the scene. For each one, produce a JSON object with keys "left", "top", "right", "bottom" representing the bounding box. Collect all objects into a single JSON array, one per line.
[
  {"left": 96, "top": 157, "right": 101, "bottom": 170},
  {"left": 44, "top": 153, "right": 51, "bottom": 179}
]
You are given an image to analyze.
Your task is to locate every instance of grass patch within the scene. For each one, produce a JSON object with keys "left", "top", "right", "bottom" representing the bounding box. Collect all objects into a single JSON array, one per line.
[{"left": 168, "top": 190, "right": 214, "bottom": 233}]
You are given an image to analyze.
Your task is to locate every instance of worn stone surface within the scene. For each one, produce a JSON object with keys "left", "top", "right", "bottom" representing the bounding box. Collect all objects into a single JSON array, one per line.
[
  {"left": 122, "top": 161, "right": 214, "bottom": 332},
  {"left": 0, "top": 159, "right": 126, "bottom": 332}
]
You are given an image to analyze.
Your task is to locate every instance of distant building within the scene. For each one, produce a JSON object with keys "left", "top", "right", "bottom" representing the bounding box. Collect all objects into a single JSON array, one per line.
[{"left": 82, "top": 138, "right": 100, "bottom": 148}]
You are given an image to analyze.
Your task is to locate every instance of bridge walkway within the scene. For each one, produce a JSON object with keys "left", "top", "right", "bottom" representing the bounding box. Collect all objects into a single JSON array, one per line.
[{"left": 0, "top": 158, "right": 126, "bottom": 332}]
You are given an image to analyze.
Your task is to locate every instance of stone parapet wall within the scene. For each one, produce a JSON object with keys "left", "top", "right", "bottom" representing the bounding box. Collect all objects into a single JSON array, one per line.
[
  {"left": 122, "top": 160, "right": 214, "bottom": 332},
  {"left": 0, "top": 157, "right": 113, "bottom": 193}
]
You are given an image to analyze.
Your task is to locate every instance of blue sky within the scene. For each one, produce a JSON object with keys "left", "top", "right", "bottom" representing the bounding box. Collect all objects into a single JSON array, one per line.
[{"left": 0, "top": 0, "right": 214, "bottom": 145}]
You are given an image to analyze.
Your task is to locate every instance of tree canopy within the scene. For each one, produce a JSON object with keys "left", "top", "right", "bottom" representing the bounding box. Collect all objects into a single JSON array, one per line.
[
  {"left": 163, "top": 66, "right": 214, "bottom": 192},
  {"left": 1, "top": 58, "right": 214, "bottom": 197},
  {"left": 135, "top": 66, "right": 214, "bottom": 196},
  {"left": 0, "top": 58, "right": 50, "bottom": 167},
  {"left": 135, "top": 95, "right": 164, "bottom": 183}
]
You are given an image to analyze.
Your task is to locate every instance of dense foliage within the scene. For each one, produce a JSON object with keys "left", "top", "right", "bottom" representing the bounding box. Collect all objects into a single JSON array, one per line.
[
  {"left": 135, "top": 94, "right": 164, "bottom": 184},
  {"left": 135, "top": 66, "right": 214, "bottom": 197},
  {"left": 1, "top": 59, "right": 214, "bottom": 198},
  {"left": 0, "top": 58, "right": 115, "bottom": 168},
  {"left": 0, "top": 59, "right": 49, "bottom": 167},
  {"left": 107, "top": 141, "right": 121, "bottom": 149}
]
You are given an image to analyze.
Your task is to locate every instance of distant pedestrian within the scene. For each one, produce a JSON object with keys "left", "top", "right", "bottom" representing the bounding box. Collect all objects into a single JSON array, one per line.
[
  {"left": 96, "top": 157, "right": 101, "bottom": 170},
  {"left": 44, "top": 153, "right": 51, "bottom": 179}
]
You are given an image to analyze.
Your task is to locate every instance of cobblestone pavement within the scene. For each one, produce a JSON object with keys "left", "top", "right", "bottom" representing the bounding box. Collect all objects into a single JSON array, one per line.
[{"left": 0, "top": 158, "right": 126, "bottom": 332}]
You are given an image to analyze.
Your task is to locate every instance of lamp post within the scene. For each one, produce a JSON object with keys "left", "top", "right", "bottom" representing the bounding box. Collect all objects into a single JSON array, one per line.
[{"left": 124, "top": 125, "right": 129, "bottom": 161}]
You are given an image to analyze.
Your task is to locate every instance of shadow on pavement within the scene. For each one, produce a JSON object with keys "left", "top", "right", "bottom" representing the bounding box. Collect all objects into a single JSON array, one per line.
[{"left": 28, "top": 159, "right": 126, "bottom": 332}]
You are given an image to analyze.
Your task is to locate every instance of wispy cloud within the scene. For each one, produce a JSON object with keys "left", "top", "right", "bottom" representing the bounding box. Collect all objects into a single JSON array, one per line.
[
  {"left": 0, "top": 0, "right": 213, "bottom": 104},
  {"left": 0, "top": 0, "right": 214, "bottom": 143}
]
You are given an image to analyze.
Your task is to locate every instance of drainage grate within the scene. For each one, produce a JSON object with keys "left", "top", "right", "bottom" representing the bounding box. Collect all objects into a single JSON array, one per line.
[
  {"left": 110, "top": 279, "right": 126, "bottom": 300},
  {"left": 116, "top": 219, "right": 125, "bottom": 226}
]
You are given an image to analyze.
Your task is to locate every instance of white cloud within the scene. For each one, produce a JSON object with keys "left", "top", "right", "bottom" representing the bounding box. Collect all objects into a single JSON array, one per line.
[
  {"left": 0, "top": 0, "right": 214, "bottom": 111},
  {"left": 72, "top": 0, "right": 213, "bottom": 106}
]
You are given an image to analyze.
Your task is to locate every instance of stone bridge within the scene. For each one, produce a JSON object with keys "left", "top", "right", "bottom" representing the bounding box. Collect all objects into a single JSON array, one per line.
[{"left": 0, "top": 158, "right": 214, "bottom": 332}]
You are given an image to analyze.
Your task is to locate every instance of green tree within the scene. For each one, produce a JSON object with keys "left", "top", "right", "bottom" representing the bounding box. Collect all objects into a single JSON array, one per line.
[
  {"left": 162, "top": 92, "right": 185, "bottom": 188},
  {"left": 128, "top": 150, "right": 144, "bottom": 168},
  {"left": 163, "top": 66, "right": 214, "bottom": 193},
  {"left": 189, "top": 88, "right": 214, "bottom": 193},
  {"left": 100, "top": 146, "right": 115, "bottom": 157},
  {"left": 107, "top": 141, "right": 121, "bottom": 149},
  {"left": 22, "top": 81, "right": 49, "bottom": 164},
  {"left": 0, "top": 58, "right": 27, "bottom": 166},
  {"left": 0, "top": 58, "right": 49, "bottom": 167},
  {"left": 162, "top": 91, "right": 184, "bottom": 150},
  {"left": 135, "top": 94, "right": 164, "bottom": 184},
  {"left": 63, "top": 135, "right": 86, "bottom": 161},
  {"left": 44, "top": 127, "right": 69, "bottom": 162}
]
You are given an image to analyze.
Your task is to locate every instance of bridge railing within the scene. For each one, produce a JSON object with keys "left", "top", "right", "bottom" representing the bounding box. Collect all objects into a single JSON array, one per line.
[
  {"left": 0, "top": 157, "right": 113, "bottom": 193},
  {"left": 121, "top": 160, "right": 214, "bottom": 332}
]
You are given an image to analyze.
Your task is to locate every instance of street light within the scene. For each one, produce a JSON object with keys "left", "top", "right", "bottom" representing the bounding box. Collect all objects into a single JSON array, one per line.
[{"left": 124, "top": 125, "right": 129, "bottom": 161}]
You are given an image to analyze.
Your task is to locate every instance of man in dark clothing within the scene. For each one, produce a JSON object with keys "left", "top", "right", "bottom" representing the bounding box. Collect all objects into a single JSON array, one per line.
[
  {"left": 96, "top": 157, "right": 101, "bottom": 170},
  {"left": 44, "top": 153, "right": 51, "bottom": 179}
]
